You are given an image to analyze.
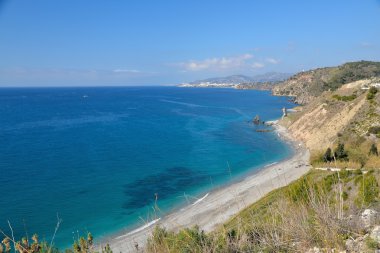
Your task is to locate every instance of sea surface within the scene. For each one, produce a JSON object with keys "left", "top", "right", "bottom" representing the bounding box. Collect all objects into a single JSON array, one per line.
[{"left": 0, "top": 87, "right": 294, "bottom": 248}]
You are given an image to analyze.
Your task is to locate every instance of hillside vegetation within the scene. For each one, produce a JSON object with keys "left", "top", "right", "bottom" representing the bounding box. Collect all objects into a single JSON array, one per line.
[{"left": 272, "top": 61, "right": 380, "bottom": 104}]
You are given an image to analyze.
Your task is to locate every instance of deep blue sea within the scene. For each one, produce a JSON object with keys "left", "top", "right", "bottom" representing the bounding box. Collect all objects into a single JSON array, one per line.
[{"left": 0, "top": 87, "right": 294, "bottom": 248}]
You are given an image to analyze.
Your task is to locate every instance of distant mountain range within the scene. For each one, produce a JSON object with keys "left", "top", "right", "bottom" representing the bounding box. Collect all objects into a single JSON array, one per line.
[{"left": 178, "top": 72, "right": 293, "bottom": 88}]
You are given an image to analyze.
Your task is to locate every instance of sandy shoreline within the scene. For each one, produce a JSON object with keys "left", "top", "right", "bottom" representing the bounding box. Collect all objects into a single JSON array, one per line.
[{"left": 98, "top": 123, "right": 311, "bottom": 252}]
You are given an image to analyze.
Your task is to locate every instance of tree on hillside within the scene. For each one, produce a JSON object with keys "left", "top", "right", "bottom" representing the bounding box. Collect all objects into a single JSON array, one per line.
[
  {"left": 369, "top": 143, "right": 378, "bottom": 156},
  {"left": 323, "top": 147, "right": 333, "bottom": 162},
  {"left": 334, "top": 143, "right": 348, "bottom": 161}
]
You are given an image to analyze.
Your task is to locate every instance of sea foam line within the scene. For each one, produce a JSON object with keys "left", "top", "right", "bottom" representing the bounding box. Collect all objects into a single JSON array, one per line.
[
  {"left": 264, "top": 162, "right": 278, "bottom": 168},
  {"left": 192, "top": 193, "right": 209, "bottom": 206},
  {"left": 115, "top": 218, "right": 161, "bottom": 239}
]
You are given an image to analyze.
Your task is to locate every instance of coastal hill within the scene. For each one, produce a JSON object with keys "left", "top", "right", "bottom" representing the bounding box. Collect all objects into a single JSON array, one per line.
[
  {"left": 275, "top": 61, "right": 380, "bottom": 169},
  {"left": 273, "top": 61, "right": 380, "bottom": 104},
  {"left": 178, "top": 72, "right": 292, "bottom": 89}
]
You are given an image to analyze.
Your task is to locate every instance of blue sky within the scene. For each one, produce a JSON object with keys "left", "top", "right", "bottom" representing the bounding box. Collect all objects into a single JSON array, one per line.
[{"left": 0, "top": 0, "right": 379, "bottom": 86}]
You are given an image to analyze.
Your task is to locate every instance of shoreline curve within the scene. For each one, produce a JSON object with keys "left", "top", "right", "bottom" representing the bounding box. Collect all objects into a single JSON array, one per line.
[{"left": 98, "top": 123, "right": 310, "bottom": 252}]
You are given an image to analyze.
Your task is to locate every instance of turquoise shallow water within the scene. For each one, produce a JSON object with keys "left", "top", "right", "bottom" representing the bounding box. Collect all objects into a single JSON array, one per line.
[{"left": 0, "top": 87, "right": 294, "bottom": 248}]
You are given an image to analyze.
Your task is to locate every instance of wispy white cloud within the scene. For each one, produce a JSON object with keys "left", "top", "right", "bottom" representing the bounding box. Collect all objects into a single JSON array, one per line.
[
  {"left": 179, "top": 54, "right": 254, "bottom": 71},
  {"left": 177, "top": 53, "right": 283, "bottom": 72},
  {"left": 251, "top": 62, "right": 265, "bottom": 69},
  {"left": 266, "top": 58, "right": 280, "bottom": 64}
]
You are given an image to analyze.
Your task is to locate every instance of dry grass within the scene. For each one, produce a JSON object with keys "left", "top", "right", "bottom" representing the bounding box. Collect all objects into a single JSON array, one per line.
[
  {"left": 365, "top": 156, "right": 380, "bottom": 169},
  {"left": 146, "top": 170, "right": 380, "bottom": 252}
]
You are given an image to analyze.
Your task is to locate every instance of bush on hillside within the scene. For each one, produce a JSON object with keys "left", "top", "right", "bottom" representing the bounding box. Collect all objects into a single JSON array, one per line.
[
  {"left": 367, "top": 86, "right": 378, "bottom": 100},
  {"left": 332, "top": 94, "right": 357, "bottom": 102}
]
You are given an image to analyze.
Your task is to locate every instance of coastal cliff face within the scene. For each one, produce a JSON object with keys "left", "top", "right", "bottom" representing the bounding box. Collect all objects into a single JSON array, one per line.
[
  {"left": 283, "top": 87, "right": 366, "bottom": 150},
  {"left": 281, "top": 78, "right": 380, "bottom": 151},
  {"left": 273, "top": 61, "right": 380, "bottom": 105},
  {"left": 274, "top": 61, "right": 380, "bottom": 154}
]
